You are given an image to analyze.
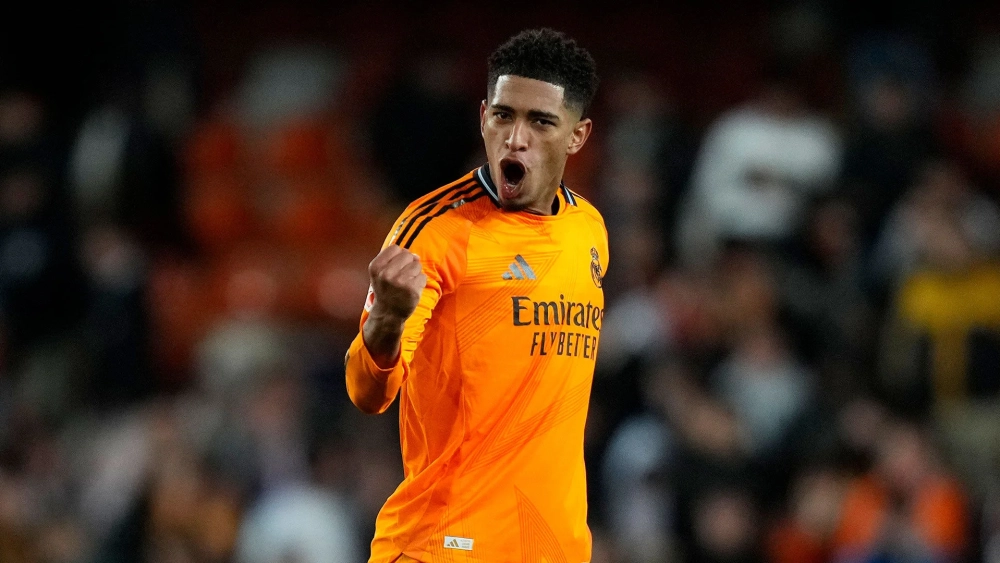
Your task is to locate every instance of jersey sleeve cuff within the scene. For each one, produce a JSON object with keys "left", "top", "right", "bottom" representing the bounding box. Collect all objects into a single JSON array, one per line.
[{"left": 347, "top": 332, "right": 404, "bottom": 384}]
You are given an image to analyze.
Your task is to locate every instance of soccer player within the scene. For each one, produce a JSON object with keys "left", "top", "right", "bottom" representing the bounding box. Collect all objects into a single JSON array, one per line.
[{"left": 345, "top": 28, "right": 606, "bottom": 563}]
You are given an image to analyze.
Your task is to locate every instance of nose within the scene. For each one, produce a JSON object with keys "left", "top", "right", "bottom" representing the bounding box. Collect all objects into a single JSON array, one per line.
[{"left": 505, "top": 120, "right": 529, "bottom": 151}]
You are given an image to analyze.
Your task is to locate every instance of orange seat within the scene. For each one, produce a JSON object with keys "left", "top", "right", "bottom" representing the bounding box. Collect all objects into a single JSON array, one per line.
[
  {"left": 185, "top": 119, "right": 242, "bottom": 176},
  {"left": 266, "top": 180, "right": 348, "bottom": 248},
  {"left": 184, "top": 176, "right": 256, "bottom": 254},
  {"left": 266, "top": 120, "right": 331, "bottom": 179}
]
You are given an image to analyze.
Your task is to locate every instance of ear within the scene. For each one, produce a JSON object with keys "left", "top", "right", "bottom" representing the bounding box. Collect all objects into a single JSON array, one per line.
[
  {"left": 566, "top": 118, "right": 592, "bottom": 156},
  {"left": 480, "top": 100, "right": 487, "bottom": 138}
]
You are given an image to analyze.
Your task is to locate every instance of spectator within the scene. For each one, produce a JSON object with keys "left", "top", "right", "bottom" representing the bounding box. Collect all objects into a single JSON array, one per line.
[
  {"left": 830, "top": 421, "right": 968, "bottom": 563},
  {"left": 870, "top": 159, "right": 1000, "bottom": 292},
  {"left": 840, "top": 32, "right": 939, "bottom": 244},
  {"left": 778, "top": 197, "right": 875, "bottom": 398},
  {"left": 690, "top": 487, "right": 763, "bottom": 563},
  {"left": 234, "top": 484, "right": 359, "bottom": 563},
  {"left": 599, "top": 71, "right": 696, "bottom": 267},
  {"left": 877, "top": 185, "right": 1000, "bottom": 499},
  {"left": 878, "top": 179, "right": 1000, "bottom": 413},
  {"left": 79, "top": 225, "right": 152, "bottom": 409},
  {"left": 712, "top": 321, "right": 815, "bottom": 462},
  {"left": 668, "top": 388, "right": 759, "bottom": 563},
  {"left": 676, "top": 68, "right": 841, "bottom": 267},
  {"left": 601, "top": 360, "right": 691, "bottom": 563},
  {"left": 767, "top": 466, "right": 847, "bottom": 563}
]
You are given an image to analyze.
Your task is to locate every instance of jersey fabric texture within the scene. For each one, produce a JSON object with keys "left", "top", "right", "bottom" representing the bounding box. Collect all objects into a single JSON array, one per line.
[{"left": 345, "top": 165, "right": 609, "bottom": 563}]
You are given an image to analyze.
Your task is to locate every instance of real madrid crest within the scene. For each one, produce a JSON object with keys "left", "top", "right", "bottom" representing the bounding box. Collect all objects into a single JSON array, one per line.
[{"left": 590, "top": 247, "right": 604, "bottom": 288}]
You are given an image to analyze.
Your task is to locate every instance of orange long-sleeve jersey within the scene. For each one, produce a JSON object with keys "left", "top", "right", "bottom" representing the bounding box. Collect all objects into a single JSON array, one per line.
[{"left": 345, "top": 166, "right": 608, "bottom": 563}]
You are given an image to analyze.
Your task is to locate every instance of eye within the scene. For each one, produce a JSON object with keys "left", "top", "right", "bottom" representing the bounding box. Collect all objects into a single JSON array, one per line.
[
  {"left": 535, "top": 118, "right": 554, "bottom": 127},
  {"left": 493, "top": 110, "right": 512, "bottom": 121}
]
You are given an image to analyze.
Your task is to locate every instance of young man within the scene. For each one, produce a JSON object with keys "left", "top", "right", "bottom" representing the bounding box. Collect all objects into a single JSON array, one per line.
[{"left": 345, "top": 28, "right": 606, "bottom": 563}]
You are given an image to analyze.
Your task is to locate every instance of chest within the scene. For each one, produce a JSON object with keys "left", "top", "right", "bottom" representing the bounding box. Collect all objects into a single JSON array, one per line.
[
  {"left": 442, "top": 214, "right": 605, "bottom": 365},
  {"left": 460, "top": 216, "right": 604, "bottom": 308}
]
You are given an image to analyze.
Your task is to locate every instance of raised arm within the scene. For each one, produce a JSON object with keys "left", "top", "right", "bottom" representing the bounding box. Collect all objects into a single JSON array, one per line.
[
  {"left": 362, "top": 245, "right": 426, "bottom": 368},
  {"left": 345, "top": 242, "right": 445, "bottom": 414},
  {"left": 345, "top": 244, "right": 430, "bottom": 413}
]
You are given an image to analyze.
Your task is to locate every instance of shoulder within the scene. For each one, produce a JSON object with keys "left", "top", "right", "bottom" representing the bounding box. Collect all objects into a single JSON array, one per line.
[
  {"left": 396, "top": 170, "right": 480, "bottom": 223},
  {"left": 566, "top": 189, "right": 607, "bottom": 231},
  {"left": 387, "top": 170, "right": 490, "bottom": 252}
]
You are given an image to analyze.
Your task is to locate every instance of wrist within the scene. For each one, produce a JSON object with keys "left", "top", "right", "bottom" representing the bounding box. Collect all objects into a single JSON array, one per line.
[
  {"left": 362, "top": 308, "right": 407, "bottom": 369},
  {"left": 367, "top": 305, "right": 410, "bottom": 332}
]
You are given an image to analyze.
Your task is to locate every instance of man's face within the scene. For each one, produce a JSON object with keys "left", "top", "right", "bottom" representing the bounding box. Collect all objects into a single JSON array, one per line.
[{"left": 480, "top": 75, "right": 591, "bottom": 214}]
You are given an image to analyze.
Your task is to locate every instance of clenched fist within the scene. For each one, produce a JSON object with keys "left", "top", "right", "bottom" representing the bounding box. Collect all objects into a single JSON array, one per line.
[
  {"left": 368, "top": 245, "right": 427, "bottom": 322},
  {"left": 363, "top": 245, "right": 427, "bottom": 368}
]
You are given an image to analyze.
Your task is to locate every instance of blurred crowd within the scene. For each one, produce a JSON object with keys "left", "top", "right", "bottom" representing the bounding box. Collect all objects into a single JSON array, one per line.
[{"left": 1, "top": 1, "right": 1000, "bottom": 562}]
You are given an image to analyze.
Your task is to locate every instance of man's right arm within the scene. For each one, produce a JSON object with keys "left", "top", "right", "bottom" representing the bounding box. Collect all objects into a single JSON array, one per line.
[{"left": 345, "top": 245, "right": 435, "bottom": 414}]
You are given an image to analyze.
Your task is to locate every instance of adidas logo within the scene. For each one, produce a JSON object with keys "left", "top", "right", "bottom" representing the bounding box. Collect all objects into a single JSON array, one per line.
[
  {"left": 502, "top": 255, "right": 536, "bottom": 280},
  {"left": 443, "top": 536, "right": 474, "bottom": 551}
]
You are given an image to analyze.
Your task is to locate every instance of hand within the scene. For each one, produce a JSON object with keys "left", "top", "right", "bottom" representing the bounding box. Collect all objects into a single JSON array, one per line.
[{"left": 367, "top": 245, "right": 427, "bottom": 325}]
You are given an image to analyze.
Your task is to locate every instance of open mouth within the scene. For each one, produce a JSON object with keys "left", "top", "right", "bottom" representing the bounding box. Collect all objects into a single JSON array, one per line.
[{"left": 500, "top": 158, "right": 526, "bottom": 199}]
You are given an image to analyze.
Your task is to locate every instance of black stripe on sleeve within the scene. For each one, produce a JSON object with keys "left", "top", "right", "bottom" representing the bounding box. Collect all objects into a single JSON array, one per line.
[
  {"left": 392, "top": 182, "right": 479, "bottom": 246},
  {"left": 402, "top": 191, "right": 484, "bottom": 249},
  {"left": 396, "top": 179, "right": 476, "bottom": 228}
]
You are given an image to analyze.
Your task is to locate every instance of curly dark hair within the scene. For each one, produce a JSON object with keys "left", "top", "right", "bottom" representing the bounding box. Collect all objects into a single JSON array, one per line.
[{"left": 487, "top": 28, "right": 599, "bottom": 117}]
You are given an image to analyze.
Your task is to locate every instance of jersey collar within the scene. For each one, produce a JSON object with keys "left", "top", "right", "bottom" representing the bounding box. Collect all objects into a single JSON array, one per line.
[
  {"left": 475, "top": 164, "right": 578, "bottom": 211},
  {"left": 475, "top": 164, "right": 502, "bottom": 207}
]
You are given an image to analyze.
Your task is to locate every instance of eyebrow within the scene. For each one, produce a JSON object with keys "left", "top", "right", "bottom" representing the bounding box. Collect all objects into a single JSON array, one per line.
[{"left": 491, "top": 104, "right": 561, "bottom": 122}]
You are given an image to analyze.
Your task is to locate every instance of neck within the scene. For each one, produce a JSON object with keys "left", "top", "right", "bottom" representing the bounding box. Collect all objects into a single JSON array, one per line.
[
  {"left": 529, "top": 189, "right": 559, "bottom": 216},
  {"left": 479, "top": 164, "right": 563, "bottom": 215}
]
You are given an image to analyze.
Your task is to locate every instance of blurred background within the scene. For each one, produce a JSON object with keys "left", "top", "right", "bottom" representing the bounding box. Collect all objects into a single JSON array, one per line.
[{"left": 1, "top": 0, "right": 1000, "bottom": 561}]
